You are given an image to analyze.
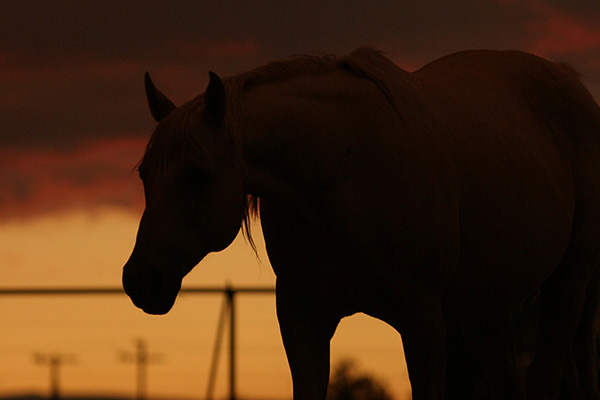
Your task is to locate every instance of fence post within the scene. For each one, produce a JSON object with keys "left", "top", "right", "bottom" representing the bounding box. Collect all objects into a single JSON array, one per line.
[{"left": 226, "top": 286, "right": 236, "bottom": 400}]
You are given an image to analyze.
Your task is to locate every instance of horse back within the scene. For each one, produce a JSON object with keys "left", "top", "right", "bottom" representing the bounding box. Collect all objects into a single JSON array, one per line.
[{"left": 259, "top": 50, "right": 600, "bottom": 318}]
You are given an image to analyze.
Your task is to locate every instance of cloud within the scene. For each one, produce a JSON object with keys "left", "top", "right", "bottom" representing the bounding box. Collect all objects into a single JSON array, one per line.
[
  {"left": 0, "top": 53, "right": 152, "bottom": 150},
  {"left": 0, "top": 138, "right": 146, "bottom": 221},
  {"left": 0, "top": 36, "right": 259, "bottom": 151},
  {"left": 493, "top": 0, "right": 600, "bottom": 101},
  {"left": 2, "top": 0, "right": 599, "bottom": 224},
  {"left": 523, "top": 1, "right": 600, "bottom": 59}
]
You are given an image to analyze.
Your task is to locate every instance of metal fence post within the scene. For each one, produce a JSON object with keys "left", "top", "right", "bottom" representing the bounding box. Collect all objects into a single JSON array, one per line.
[{"left": 226, "top": 286, "right": 236, "bottom": 400}]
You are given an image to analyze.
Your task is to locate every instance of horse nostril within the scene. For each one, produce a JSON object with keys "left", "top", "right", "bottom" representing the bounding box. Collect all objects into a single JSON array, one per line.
[
  {"left": 123, "top": 259, "right": 175, "bottom": 312},
  {"left": 122, "top": 256, "right": 181, "bottom": 315}
]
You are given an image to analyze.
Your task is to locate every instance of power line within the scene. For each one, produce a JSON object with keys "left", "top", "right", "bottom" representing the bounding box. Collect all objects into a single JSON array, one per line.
[
  {"left": 206, "top": 293, "right": 229, "bottom": 400},
  {"left": 206, "top": 287, "right": 238, "bottom": 400}
]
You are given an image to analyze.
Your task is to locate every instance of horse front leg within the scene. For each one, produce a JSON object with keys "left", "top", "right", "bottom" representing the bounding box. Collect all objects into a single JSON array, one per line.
[{"left": 276, "top": 280, "right": 339, "bottom": 400}]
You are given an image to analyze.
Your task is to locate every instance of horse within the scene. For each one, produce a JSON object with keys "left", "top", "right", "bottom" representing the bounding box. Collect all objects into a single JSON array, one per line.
[{"left": 122, "top": 48, "right": 600, "bottom": 400}]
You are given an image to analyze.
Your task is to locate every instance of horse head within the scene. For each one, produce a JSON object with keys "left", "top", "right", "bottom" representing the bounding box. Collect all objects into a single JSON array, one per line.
[{"left": 122, "top": 72, "right": 246, "bottom": 314}]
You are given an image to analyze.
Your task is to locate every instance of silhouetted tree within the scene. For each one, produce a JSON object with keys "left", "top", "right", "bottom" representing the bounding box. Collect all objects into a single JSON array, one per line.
[{"left": 327, "top": 359, "right": 393, "bottom": 400}]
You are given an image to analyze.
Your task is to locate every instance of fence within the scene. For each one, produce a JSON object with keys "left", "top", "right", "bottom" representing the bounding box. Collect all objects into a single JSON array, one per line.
[
  {"left": 0, "top": 286, "right": 280, "bottom": 400},
  {"left": 0, "top": 286, "right": 410, "bottom": 400}
]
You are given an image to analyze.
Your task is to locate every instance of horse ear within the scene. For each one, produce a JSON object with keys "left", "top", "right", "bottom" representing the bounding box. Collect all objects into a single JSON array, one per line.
[
  {"left": 144, "top": 72, "right": 176, "bottom": 122},
  {"left": 205, "top": 71, "right": 226, "bottom": 124}
]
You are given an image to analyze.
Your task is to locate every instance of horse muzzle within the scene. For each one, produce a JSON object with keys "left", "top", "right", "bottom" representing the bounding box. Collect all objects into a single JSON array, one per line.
[{"left": 122, "top": 260, "right": 182, "bottom": 315}]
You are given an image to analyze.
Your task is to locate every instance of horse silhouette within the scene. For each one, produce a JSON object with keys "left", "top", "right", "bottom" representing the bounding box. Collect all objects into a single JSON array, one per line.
[{"left": 122, "top": 48, "right": 600, "bottom": 400}]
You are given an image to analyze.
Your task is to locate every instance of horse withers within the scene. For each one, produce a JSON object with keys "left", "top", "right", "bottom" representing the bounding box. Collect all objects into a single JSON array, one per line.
[{"left": 122, "top": 48, "right": 600, "bottom": 400}]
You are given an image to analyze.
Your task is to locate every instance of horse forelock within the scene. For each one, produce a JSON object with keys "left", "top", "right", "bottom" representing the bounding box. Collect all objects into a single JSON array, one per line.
[{"left": 139, "top": 97, "right": 214, "bottom": 174}]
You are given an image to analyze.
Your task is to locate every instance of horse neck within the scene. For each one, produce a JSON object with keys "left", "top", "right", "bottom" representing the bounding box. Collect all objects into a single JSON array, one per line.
[{"left": 234, "top": 71, "right": 389, "bottom": 215}]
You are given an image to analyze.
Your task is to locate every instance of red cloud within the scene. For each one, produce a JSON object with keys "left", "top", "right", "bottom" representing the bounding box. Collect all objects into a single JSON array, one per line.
[
  {"left": 522, "top": 1, "right": 600, "bottom": 58},
  {"left": 0, "top": 51, "right": 143, "bottom": 85},
  {"left": 1, "top": 138, "right": 147, "bottom": 221}
]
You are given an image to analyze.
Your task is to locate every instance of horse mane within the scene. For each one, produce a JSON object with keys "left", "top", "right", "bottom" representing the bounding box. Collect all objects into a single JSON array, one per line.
[
  {"left": 228, "top": 53, "right": 340, "bottom": 93},
  {"left": 225, "top": 47, "right": 408, "bottom": 113},
  {"left": 141, "top": 48, "right": 408, "bottom": 250},
  {"left": 223, "top": 48, "right": 412, "bottom": 248}
]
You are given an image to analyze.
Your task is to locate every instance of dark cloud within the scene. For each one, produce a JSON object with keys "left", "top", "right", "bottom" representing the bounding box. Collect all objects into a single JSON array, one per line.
[
  {"left": 1, "top": 0, "right": 599, "bottom": 220},
  {"left": 0, "top": 138, "right": 146, "bottom": 220}
]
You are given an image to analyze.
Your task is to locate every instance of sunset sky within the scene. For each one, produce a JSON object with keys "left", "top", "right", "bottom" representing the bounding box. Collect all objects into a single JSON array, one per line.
[{"left": 1, "top": 1, "right": 600, "bottom": 399}]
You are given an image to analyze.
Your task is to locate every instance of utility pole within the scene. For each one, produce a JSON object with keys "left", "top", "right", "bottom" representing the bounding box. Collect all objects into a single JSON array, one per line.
[
  {"left": 118, "top": 338, "right": 163, "bottom": 400},
  {"left": 33, "top": 352, "right": 76, "bottom": 400},
  {"left": 227, "top": 287, "right": 236, "bottom": 400},
  {"left": 206, "top": 286, "right": 237, "bottom": 400}
]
